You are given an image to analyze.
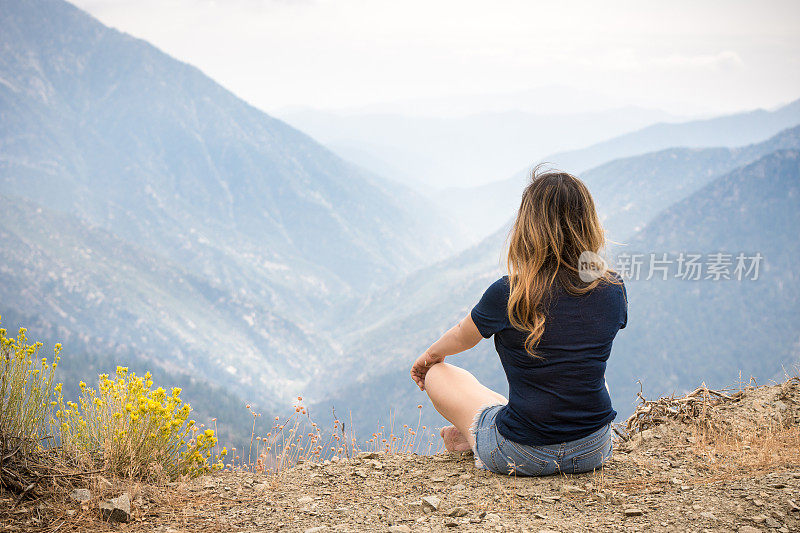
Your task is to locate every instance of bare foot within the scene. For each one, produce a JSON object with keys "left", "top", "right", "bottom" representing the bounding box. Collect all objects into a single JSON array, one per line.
[{"left": 440, "top": 425, "right": 471, "bottom": 452}]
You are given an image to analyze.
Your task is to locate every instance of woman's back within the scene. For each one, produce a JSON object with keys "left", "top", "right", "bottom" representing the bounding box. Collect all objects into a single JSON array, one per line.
[{"left": 471, "top": 274, "right": 627, "bottom": 445}]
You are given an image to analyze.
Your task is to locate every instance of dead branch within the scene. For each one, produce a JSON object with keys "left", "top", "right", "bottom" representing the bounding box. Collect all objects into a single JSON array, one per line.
[{"left": 616, "top": 383, "right": 747, "bottom": 441}]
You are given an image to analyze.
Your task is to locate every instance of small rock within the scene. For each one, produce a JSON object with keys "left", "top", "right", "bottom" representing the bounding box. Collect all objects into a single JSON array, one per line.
[
  {"left": 422, "top": 495, "right": 440, "bottom": 512},
  {"left": 560, "top": 484, "right": 586, "bottom": 494},
  {"left": 303, "top": 527, "right": 327, "bottom": 533},
  {"left": 670, "top": 477, "right": 682, "bottom": 485},
  {"left": 357, "top": 451, "right": 378, "bottom": 459},
  {"left": 444, "top": 518, "right": 459, "bottom": 527},
  {"left": 533, "top": 513, "right": 547, "bottom": 519},
  {"left": 788, "top": 499, "right": 799, "bottom": 512},
  {"left": 700, "top": 511, "right": 717, "bottom": 520},
  {"left": 405, "top": 500, "right": 424, "bottom": 513},
  {"left": 451, "top": 484, "right": 466, "bottom": 491},
  {"left": 298, "top": 496, "right": 314, "bottom": 505},
  {"left": 765, "top": 517, "right": 781, "bottom": 528},
  {"left": 446, "top": 507, "right": 468, "bottom": 517},
  {"left": 352, "top": 470, "right": 368, "bottom": 478},
  {"left": 458, "top": 473, "right": 472, "bottom": 480},
  {"left": 99, "top": 493, "right": 131, "bottom": 523},
  {"left": 749, "top": 515, "right": 768, "bottom": 524},
  {"left": 431, "top": 476, "right": 446, "bottom": 482},
  {"left": 388, "top": 526, "right": 411, "bottom": 533},
  {"left": 483, "top": 513, "right": 500, "bottom": 522},
  {"left": 623, "top": 508, "right": 644, "bottom": 517},
  {"left": 738, "top": 527, "right": 761, "bottom": 533},
  {"left": 541, "top": 496, "right": 561, "bottom": 503},
  {"left": 69, "top": 488, "right": 91, "bottom": 503},
  {"left": 753, "top": 499, "right": 765, "bottom": 507}
]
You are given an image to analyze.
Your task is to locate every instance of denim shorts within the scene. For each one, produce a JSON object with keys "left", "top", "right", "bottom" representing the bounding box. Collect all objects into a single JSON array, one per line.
[{"left": 470, "top": 404, "right": 613, "bottom": 476}]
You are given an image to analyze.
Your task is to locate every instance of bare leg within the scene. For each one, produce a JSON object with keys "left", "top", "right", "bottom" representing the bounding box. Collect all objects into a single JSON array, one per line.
[{"left": 424, "top": 362, "right": 507, "bottom": 451}]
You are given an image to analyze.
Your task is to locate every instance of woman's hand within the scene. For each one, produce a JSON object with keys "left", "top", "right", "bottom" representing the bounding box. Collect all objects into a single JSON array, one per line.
[
  {"left": 410, "top": 350, "right": 444, "bottom": 391},
  {"left": 410, "top": 315, "right": 483, "bottom": 391}
]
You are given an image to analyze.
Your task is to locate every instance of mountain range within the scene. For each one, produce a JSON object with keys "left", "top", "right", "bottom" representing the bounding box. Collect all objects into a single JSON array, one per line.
[
  {"left": 440, "top": 99, "right": 800, "bottom": 241},
  {"left": 0, "top": 0, "right": 466, "bottom": 426},
  {"left": 0, "top": 0, "right": 464, "bottom": 301},
  {"left": 1, "top": 0, "right": 798, "bottom": 447}
]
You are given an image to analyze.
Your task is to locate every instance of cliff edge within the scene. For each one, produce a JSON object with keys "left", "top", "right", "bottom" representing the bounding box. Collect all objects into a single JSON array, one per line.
[{"left": 3, "top": 378, "right": 799, "bottom": 532}]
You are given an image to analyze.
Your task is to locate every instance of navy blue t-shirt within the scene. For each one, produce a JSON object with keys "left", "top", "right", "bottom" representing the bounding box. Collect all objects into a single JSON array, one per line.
[{"left": 471, "top": 275, "right": 626, "bottom": 446}]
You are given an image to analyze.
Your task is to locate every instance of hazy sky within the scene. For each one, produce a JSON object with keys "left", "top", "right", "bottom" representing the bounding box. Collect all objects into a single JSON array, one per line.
[{"left": 72, "top": 0, "right": 800, "bottom": 117}]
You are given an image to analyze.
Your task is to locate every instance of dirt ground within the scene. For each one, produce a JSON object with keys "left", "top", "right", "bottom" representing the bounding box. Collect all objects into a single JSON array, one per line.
[{"left": 3, "top": 378, "right": 799, "bottom": 532}]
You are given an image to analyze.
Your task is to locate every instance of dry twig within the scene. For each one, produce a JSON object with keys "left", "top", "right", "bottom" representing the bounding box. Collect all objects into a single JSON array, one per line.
[{"left": 615, "top": 381, "right": 746, "bottom": 441}]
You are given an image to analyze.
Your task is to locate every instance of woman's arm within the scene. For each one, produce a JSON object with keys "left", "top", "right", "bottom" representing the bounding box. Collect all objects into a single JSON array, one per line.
[{"left": 410, "top": 313, "right": 483, "bottom": 391}]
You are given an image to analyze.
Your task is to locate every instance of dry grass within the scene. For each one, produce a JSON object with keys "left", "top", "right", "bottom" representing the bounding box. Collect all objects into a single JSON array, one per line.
[
  {"left": 219, "top": 398, "right": 443, "bottom": 476},
  {"left": 605, "top": 376, "right": 800, "bottom": 496}
]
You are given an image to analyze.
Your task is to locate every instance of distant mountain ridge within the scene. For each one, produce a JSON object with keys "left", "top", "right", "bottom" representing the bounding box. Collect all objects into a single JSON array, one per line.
[
  {"left": 280, "top": 106, "right": 679, "bottom": 193},
  {"left": 548, "top": 99, "right": 800, "bottom": 173},
  {"left": 583, "top": 125, "right": 800, "bottom": 241},
  {"left": 440, "top": 100, "right": 800, "bottom": 240}
]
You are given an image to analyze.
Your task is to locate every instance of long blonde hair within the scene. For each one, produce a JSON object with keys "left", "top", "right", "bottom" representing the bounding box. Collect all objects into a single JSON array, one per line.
[{"left": 507, "top": 167, "right": 615, "bottom": 356}]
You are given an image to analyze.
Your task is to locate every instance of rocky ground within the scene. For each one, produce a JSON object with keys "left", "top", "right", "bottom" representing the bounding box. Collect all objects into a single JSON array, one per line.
[{"left": 3, "top": 378, "right": 800, "bottom": 532}]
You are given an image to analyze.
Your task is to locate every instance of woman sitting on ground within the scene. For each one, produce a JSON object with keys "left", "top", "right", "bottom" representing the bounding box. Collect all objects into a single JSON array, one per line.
[{"left": 410, "top": 168, "right": 627, "bottom": 476}]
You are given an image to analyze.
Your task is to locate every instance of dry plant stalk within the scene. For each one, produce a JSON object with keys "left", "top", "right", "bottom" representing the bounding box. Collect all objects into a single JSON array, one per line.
[{"left": 615, "top": 381, "right": 747, "bottom": 440}]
